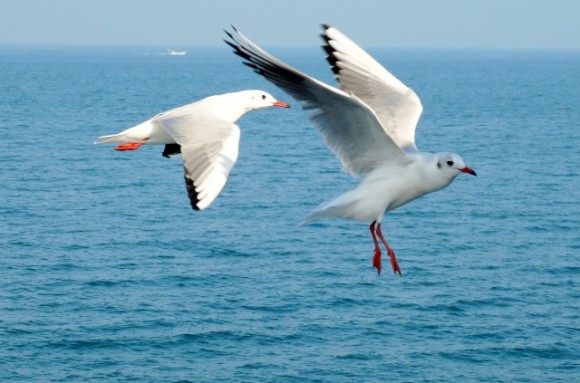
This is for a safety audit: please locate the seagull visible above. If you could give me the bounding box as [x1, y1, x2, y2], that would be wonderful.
[95, 90, 290, 210]
[224, 26, 476, 275]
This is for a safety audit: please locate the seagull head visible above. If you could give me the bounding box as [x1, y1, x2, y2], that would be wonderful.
[243, 90, 290, 110]
[436, 153, 477, 177]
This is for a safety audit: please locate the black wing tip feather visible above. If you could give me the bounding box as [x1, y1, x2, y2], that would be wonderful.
[319, 25, 340, 77]
[223, 27, 305, 89]
[223, 25, 238, 36]
[184, 174, 201, 211]
[162, 144, 181, 158]
[224, 36, 255, 64]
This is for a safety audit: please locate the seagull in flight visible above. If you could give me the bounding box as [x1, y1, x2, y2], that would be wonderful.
[224, 25, 476, 275]
[96, 90, 290, 210]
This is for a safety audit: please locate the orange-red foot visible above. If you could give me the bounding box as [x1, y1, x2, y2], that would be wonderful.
[370, 221, 382, 274]
[372, 247, 382, 275]
[386, 247, 402, 275]
[115, 143, 143, 151]
[376, 222, 402, 275]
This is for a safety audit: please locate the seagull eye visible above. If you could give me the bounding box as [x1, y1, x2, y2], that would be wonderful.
[261, 94, 266, 100]
[446, 160, 454, 166]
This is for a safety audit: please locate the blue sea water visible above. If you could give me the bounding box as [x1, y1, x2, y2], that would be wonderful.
[0, 45, 579, 382]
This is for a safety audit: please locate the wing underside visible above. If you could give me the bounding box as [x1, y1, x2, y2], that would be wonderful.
[156, 112, 240, 210]
[320, 24, 423, 153]
[225, 27, 408, 176]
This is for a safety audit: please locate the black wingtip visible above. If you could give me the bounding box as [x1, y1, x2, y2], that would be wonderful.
[320, 28, 340, 77]
[184, 173, 201, 211]
[223, 25, 239, 43]
[321, 23, 331, 31]
[223, 39, 237, 50]
[162, 144, 181, 158]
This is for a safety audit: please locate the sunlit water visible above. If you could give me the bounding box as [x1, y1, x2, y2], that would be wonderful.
[1, 46, 578, 382]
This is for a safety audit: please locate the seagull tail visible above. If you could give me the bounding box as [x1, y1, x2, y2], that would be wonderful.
[94, 132, 126, 145]
[301, 190, 362, 225]
[301, 205, 341, 225]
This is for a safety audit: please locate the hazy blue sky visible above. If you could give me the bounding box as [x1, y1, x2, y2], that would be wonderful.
[1, 0, 579, 49]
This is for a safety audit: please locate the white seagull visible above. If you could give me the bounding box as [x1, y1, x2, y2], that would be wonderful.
[225, 26, 476, 275]
[95, 90, 290, 210]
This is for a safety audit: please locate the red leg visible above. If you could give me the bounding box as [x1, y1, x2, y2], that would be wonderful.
[115, 142, 144, 151]
[370, 221, 381, 274]
[376, 223, 402, 275]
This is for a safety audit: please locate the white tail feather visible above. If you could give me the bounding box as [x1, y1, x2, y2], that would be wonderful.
[94, 133, 126, 144]
[302, 189, 363, 224]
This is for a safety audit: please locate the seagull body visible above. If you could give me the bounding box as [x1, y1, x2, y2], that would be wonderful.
[304, 152, 457, 223]
[225, 26, 476, 275]
[95, 90, 290, 210]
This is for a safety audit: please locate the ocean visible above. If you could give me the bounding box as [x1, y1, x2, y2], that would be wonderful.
[0, 45, 578, 382]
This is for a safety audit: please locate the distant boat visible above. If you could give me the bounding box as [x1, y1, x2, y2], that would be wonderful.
[167, 49, 186, 56]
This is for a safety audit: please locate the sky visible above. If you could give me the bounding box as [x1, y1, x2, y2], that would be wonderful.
[1, 0, 579, 50]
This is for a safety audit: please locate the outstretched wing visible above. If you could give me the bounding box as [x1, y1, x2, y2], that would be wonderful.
[225, 26, 408, 176]
[321, 24, 423, 152]
[156, 109, 240, 210]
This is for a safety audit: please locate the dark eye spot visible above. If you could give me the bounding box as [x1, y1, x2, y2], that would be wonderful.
[261, 94, 266, 100]
[446, 160, 454, 166]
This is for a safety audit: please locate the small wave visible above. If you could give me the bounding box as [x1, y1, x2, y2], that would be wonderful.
[175, 330, 301, 347]
[334, 353, 380, 361]
[47, 338, 120, 350]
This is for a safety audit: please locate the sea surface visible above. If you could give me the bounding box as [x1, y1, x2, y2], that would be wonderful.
[0, 45, 578, 382]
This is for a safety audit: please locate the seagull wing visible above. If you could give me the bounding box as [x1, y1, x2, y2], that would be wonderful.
[225, 27, 408, 176]
[321, 25, 423, 153]
[155, 108, 240, 210]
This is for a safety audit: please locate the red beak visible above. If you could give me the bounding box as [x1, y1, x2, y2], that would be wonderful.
[272, 100, 291, 108]
[459, 166, 477, 176]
